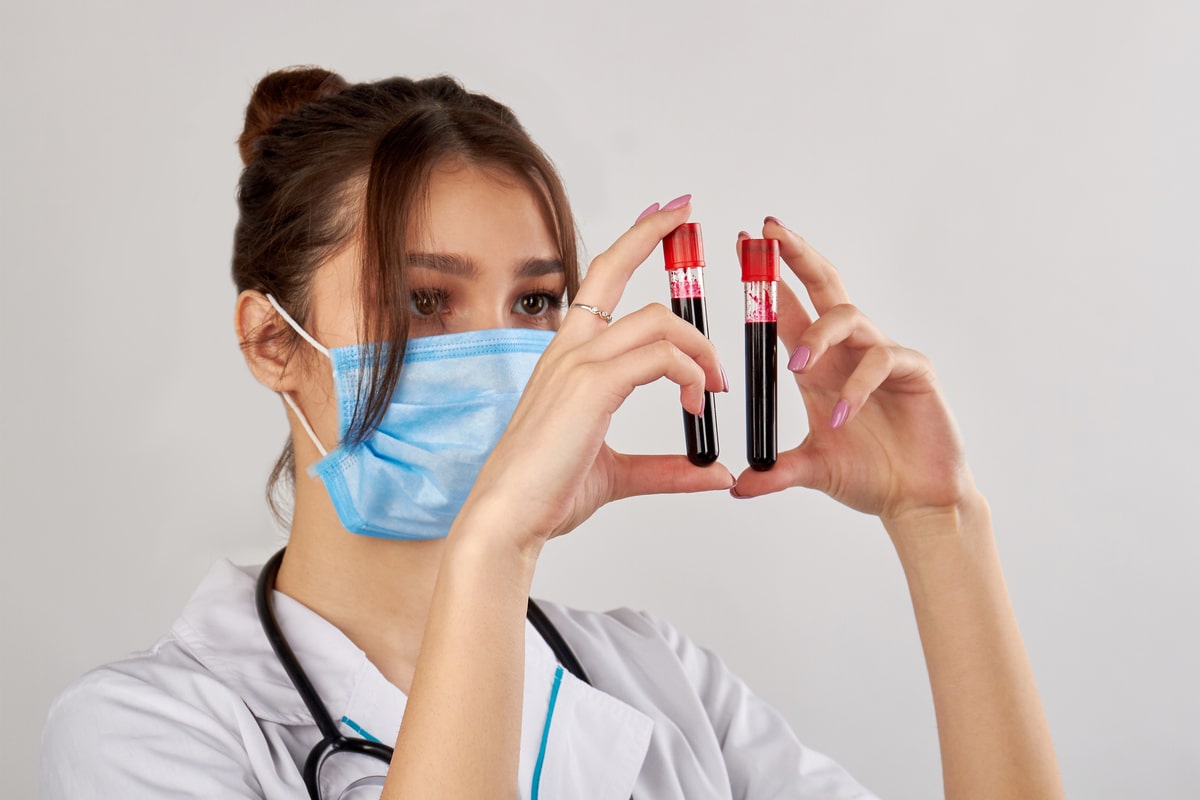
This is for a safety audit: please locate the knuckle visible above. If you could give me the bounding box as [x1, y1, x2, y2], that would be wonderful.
[647, 302, 674, 328]
[807, 269, 830, 288]
[626, 302, 670, 328]
[870, 344, 896, 368]
[647, 301, 670, 315]
[829, 302, 861, 320]
[652, 339, 679, 361]
[587, 252, 612, 273]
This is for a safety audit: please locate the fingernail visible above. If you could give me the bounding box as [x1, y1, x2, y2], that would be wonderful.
[726, 470, 737, 489]
[764, 215, 788, 230]
[730, 484, 747, 499]
[663, 193, 692, 211]
[831, 399, 850, 429]
[720, 365, 729, 392]
[738, 230, 751, 239]
[696, 393, 706, 416]
[788, 345, 811, 372]
[635, 202, 660, 223]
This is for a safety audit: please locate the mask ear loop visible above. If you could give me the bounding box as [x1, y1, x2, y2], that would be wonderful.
[265, 294, 331, 458]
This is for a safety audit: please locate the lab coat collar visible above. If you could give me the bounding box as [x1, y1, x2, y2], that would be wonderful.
[172, 559, 358, 726]
[170, 559, 651, 799]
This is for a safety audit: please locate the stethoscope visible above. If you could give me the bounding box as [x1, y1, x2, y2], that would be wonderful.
[255, 547, 594, 800]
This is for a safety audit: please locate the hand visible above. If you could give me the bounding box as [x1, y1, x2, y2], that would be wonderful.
[730, 218, 979, 532]
[459, 199, 733, 552]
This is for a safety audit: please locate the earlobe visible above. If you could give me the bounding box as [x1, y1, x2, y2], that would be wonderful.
[235, 290, 294, 392]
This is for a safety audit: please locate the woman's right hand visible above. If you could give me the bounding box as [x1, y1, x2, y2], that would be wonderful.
[459, 197, 733, 552]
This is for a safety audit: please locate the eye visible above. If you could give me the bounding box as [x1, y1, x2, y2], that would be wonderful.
[519, 294, 547, 315]
[514, 292, 562, 317]
[410, 289, 446, 317]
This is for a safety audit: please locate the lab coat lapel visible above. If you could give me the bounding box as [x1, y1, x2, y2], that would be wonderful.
[176, 560, 388, 732]
[520, 617, 653, 799]
[336, 617, 654, 799]
[177, 561, 652, 796]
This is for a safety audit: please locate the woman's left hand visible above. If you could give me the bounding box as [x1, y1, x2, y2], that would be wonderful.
[730, 218, 980, 531]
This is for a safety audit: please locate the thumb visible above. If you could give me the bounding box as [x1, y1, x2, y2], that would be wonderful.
[610, 452, 736, 501]
[730, 443, 829, 499]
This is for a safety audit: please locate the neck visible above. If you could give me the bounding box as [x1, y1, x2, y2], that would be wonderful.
[276, 467, 447, 695]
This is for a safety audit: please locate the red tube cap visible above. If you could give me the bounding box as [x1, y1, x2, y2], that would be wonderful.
[739, 238, 780, 281]
[663, 223, 705, 269]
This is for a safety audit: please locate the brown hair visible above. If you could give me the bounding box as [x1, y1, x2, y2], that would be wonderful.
[232, 66, 580, 521]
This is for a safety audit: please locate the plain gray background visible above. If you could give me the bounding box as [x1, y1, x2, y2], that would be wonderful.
[3, 1, 1197, 797]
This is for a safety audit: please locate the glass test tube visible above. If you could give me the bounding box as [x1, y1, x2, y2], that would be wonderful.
[663, 223, 719, 467]
[740, 238, 779, 471]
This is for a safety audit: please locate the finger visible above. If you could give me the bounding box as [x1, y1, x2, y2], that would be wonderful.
[787, 303, 889, 374]
[730, 441, 828, 498]
[831, 345, 934, 429]
[589, 339, 710, 416]
[763, 217, 851, 316]
[580, 303, 725, 394]
[776, 279, 814, 368]
[560, 196, 693, 342]
[610, 452, 736, 500]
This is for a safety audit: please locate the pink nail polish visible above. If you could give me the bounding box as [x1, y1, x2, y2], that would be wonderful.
[788, 345, 811, 372]
[720, 365, 729, 392]
[636, 202, 660, 223]
[831, 400, 850, 429]
[663, 193, 692, 211]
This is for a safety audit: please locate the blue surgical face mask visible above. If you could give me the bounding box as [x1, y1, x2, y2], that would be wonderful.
[266, 295, 553, 540]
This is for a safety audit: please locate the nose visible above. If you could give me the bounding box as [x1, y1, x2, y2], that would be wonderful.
[472, 304, 510, 331]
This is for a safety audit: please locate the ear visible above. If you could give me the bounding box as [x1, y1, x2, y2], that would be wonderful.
[235, 290, 302, 392]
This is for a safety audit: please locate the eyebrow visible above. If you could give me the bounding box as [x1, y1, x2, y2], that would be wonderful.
[406, 253, 565, 279]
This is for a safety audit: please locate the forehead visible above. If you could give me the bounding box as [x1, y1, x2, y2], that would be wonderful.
[411, 161, 557, 258]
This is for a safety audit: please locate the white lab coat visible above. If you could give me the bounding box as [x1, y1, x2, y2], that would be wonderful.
[42, 559, 879, 799]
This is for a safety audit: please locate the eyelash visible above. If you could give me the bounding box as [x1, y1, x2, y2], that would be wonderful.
[410, 288, 450, 317]
[408, 287, 566, 318]
[516, 288, 566, 316]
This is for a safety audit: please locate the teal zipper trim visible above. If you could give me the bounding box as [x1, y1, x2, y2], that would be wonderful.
[340, 715, 382, 743]
[531, 665, 564, 800]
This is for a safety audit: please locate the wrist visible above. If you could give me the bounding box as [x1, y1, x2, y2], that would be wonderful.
[446, 493, 545, 575]
[883, 491, 993, 571]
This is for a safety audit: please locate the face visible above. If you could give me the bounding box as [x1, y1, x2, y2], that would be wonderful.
[406, 162, 566, 336]
[288, 160, 564, 450]
[303, 160, 564, 351]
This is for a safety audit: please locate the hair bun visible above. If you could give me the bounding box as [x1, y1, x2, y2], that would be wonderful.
[238, 66, 349, 167]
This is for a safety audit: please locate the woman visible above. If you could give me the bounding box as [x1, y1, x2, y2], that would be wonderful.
[42, 67, 1063, 799]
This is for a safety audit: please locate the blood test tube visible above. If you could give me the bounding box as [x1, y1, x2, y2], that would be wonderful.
[740, 237, 779, 471]
[663, 223, 719, 467]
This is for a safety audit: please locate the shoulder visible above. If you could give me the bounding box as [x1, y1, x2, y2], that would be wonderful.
[533, 599, 693, 650]
[45, 635, 247, 735]
[532, 600, 724, 681]
[41, 636, 266, 798]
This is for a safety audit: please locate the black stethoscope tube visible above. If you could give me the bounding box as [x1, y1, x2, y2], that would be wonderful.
[257, 549, 396, 797]
[255, 546, 596, 799]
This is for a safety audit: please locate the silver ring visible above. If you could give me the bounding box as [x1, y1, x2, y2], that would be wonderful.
[570, 303, 613, 324]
